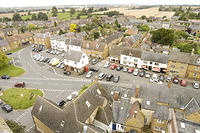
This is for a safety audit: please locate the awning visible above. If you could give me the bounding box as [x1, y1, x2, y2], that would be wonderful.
[142, 65, 147, 68]
[152, 67, 160, 72]
[163, 69, 167, 73]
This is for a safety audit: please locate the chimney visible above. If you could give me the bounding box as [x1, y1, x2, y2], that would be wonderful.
[135, 85, 140, 98]
[191, 48, 195, 56]
[114, 91, 119, 101]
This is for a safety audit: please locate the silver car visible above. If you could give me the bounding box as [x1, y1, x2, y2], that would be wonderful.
[133, 69, 139, 76]
[86, 71, 94, 78]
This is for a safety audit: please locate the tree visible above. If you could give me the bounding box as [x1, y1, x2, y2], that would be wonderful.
[2, 17, 11, 22]
[37, 12, 48, 21]
[52, 6, 58, 17]
[62, 9, 65, 13]
[19, 26, 26, 33]
[70, 24, 77, 32]
[81, 8, 87, 15]
[137, 24, 150, 32]
[31, 14, 37, 20]
[76, 14, 80, 19]
[93, 31, 100, 39]
[12, 13, 22, 21]
[151, 28, 175, 46]
[0, 51, 8, 68]
[54, 21, 57, 27]
[179, 14, 188, 21]
[59, 29, 64, 35]
[104, 11, 120, 17]
[114, 20, 120, 28]
[88, 7, 94, 13]
[28, 23, 36, 31]
[141, 15, 147, 20]
[70, 8, 76, 17]
[6, 120, 25, 133]
[28, 11, 31, 16]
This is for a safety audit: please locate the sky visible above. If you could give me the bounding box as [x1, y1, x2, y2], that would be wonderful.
[0, 0, 200, 7]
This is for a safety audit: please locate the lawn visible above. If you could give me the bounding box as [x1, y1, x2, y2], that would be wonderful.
[0, 88, 43, 110]
[8, 47, 22, 53]
[0, 64, 25, 77]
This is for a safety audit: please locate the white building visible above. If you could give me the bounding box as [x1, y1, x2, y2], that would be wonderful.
[120, 48, 142, 68]
[68, 38, 82, 51]
[63, 50, 89, 73]
[50, 35, 67, 51]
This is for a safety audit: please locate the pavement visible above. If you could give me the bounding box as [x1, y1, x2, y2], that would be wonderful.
[0, 46, 200, 133]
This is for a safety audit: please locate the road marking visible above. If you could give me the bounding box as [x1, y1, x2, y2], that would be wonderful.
[15, 108, 32, 122]
[25, 125, 35, 132]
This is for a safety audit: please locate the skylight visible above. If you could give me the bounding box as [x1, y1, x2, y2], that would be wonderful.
[85, 101, 91, 108]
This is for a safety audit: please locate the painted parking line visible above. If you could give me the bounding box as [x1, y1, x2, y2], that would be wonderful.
[25, 125, 35, 133]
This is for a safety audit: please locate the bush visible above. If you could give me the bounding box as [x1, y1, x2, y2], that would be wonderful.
[6, 120, 25, 133]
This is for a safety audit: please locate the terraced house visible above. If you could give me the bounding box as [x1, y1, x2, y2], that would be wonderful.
[33, 33, 51, 50]
[0, 39, 10, 52]
[82, 40, 109, 59]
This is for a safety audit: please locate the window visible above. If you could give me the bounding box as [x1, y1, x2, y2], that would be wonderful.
[134, 59, 138, 62]
[154, 126, 162, 131]
[82, 61, 84, 64]
[85, 101, 91, 108]
[157, 119, 164, 123]
[143, 61, 147, 64]
[150, 62, 152, 64]
[196, 66, 199, 70]
[155, 62, 159, 66]
[124, 56, 127, 60]
[194, 73, 197, 77]
[83, 55, 85, 58]
[171, 65, 175, 68]
[123, 61, 127, 65]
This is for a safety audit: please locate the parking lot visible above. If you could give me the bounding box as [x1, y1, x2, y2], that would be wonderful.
[32, 48, 200, 90]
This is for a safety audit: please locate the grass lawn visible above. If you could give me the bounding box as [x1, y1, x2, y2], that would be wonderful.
[0, 64, 25, 77]
[8, 47, 22, 53]
[0, 88, 43, 110]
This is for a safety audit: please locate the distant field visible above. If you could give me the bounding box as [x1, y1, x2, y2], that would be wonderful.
[95, 7, 175, 18]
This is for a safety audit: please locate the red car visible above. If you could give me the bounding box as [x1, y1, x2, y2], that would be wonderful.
[173, 77, 179, 84]
[14, 82, 25, 88]
[180, 79, 187, 87]
[128, 68, 134, 73]
[110, 64, 117, 70]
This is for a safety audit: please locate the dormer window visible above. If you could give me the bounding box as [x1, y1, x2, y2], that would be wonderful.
[96, 44, 99, 49]
[60, 120, 65, 127]
[197, 58, 200, 65]
[85, 101, 91, 108]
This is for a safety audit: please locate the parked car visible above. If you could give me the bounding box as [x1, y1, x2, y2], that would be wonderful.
[192, 82, 199, 89]
[60, 64, 65, 69]
[67, 95, 72, 101]
[52, 50, 57, 55]
[14, 82, 25, 87]
[123, 67, 129, 72]
[6, 52, 12, 55]
[86, 71, 94, 78]
[139, 70, 145, 77]
[39, 56, 45, 62]
[46, 49, 51, 53]
[57, 100, 66, 107]
[106, 74, 113, 81]
[56, 51, 60, 55]
[173, 77, 179, 84]
[104, 62, 111, 68]
[180, 79, 187, 87]
[60, 53, 65, 57]
[1, 75, 10, 79]
[46, 58, 52, 63]
[1, 104, 13, 113]
[56, 62, 63, 68]
[133, 69, 139, 76]
[63, 71, 71, 76]
[110, 64, 117, 70]
[166, 76, 172, 82]
[159, 75, 165, 82]
[50, 50, 54, 54]
[145, 73, 151, 78]
[113, 75, 120, 83]
[150, 74, 159, 82]
[91, 58, 98, 65]
[98, 73, 106, 80]
[128, 68, 134, 73]
[35, 56, 41, 61]
[90, 67, 99, 72]
[116, 66, 123, 71]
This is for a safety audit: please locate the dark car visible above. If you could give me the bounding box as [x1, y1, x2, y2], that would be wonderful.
[32, 48, 36, 52]
[89, 67, 99, 72]
[116, 66, 123, 71]
[64, 71, 71, 76]
[91, 58, 98, 65]
[47, 58, 52, 63]
[1, 75, 10, 79]
[139, 70, 145, 77]
[57, 100, 66, 107]
[159, 75, 165, 82]
[46, 49, 52, 53]
[14, 82, 25, 87]
[113, 75, 120, 83]
[6, 52, 12, 55]
[1, 104, 13, 113]
[106, 74, 113, 81]
[173, 77, 179, 84]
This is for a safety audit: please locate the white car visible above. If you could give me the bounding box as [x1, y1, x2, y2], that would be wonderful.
[67, 95, 72, 101]
[86, 71, 94, 78]
[98, 73, 106, 80]
[56, 62, 63, 68]
[133, 69, 139, 76]
[192, 82, 199, 89]
[145, 73, 151, 78]
[123, 67, 129, 72]
[150, 74, 159, 82]
[33, 54, 41, 60]
[104, 62, 111, 68]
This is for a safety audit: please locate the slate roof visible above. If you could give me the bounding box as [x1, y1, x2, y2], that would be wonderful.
[121, 48, 142, 58]
[69, 38, 82, 46]
[189, 24, 200, 31]
[102, 32, 123, 44]
[0, 39, 9, 47]
[141, 51, 169, 64]
[82, 40, 106, 52]
[109, 45, 124, 56]
[64, 50, 83, 62]
[184, 98, 200, 116]
[32, 81, 113, 133]
[7, 33, 33, 42]
[153, 105, 169, 120]
[50, 35, 66, 41]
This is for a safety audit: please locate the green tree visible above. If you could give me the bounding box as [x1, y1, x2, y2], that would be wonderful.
[12, 13, 22, 21]
[28, 11, 31, 16]
[59, 29, 64, 35]
[37, 12, 48, 21]
[137, 24, 150, 32]
[31, 14, 37, 20]
[6, 120, 25, 133]
[0, 51, 8, 68]
[62, 9, 65, 13]
[52, 6, 58, 17]
[151, 28, 175, 46]
[28, 23, 36, 31]
[141, 15, 147, 20]
[70, 8, 76, 17]
[2, 17, 11, 22]
[88, 7, 94, 13]
[179, 14, 188, 21]
[81, 8, 87, 15]
[114, 20, 120, 28]
[93, 31, 100, 39]
[54, 21, 57, 27]
[76, 14, 80, 19]
[19, 26, 26, 33]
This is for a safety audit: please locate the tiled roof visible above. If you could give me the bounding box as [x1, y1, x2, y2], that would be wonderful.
[82, 40, 106, 52]
[121, 48, 142, 58]
[0, 39, 9, 47]
[141, 51, 169, 64]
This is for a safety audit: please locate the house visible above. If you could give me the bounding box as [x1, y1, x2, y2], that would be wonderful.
[0, 28, 14, 37]
[31, 81, 113, 133]
[50, 35, 67, 51]
[162, 22, 171, 29]
[63, 50, 88, 74]
[33, 33, 51, 50]
[189, 23, 200, 34]
[0, 39, 10, 52]
[141, 51, 169, 73]
[0, 116, 13, 133]
[123, 33, 144, 48]
[82, 40, 109, 59]
[7, 33, 33, 50]
[120, 48, 142, 68]
[125, 28, 138, 36]
[68, 38, 82, 51]
[101, 32, 124, 48]
[109, 45, 124, 64]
